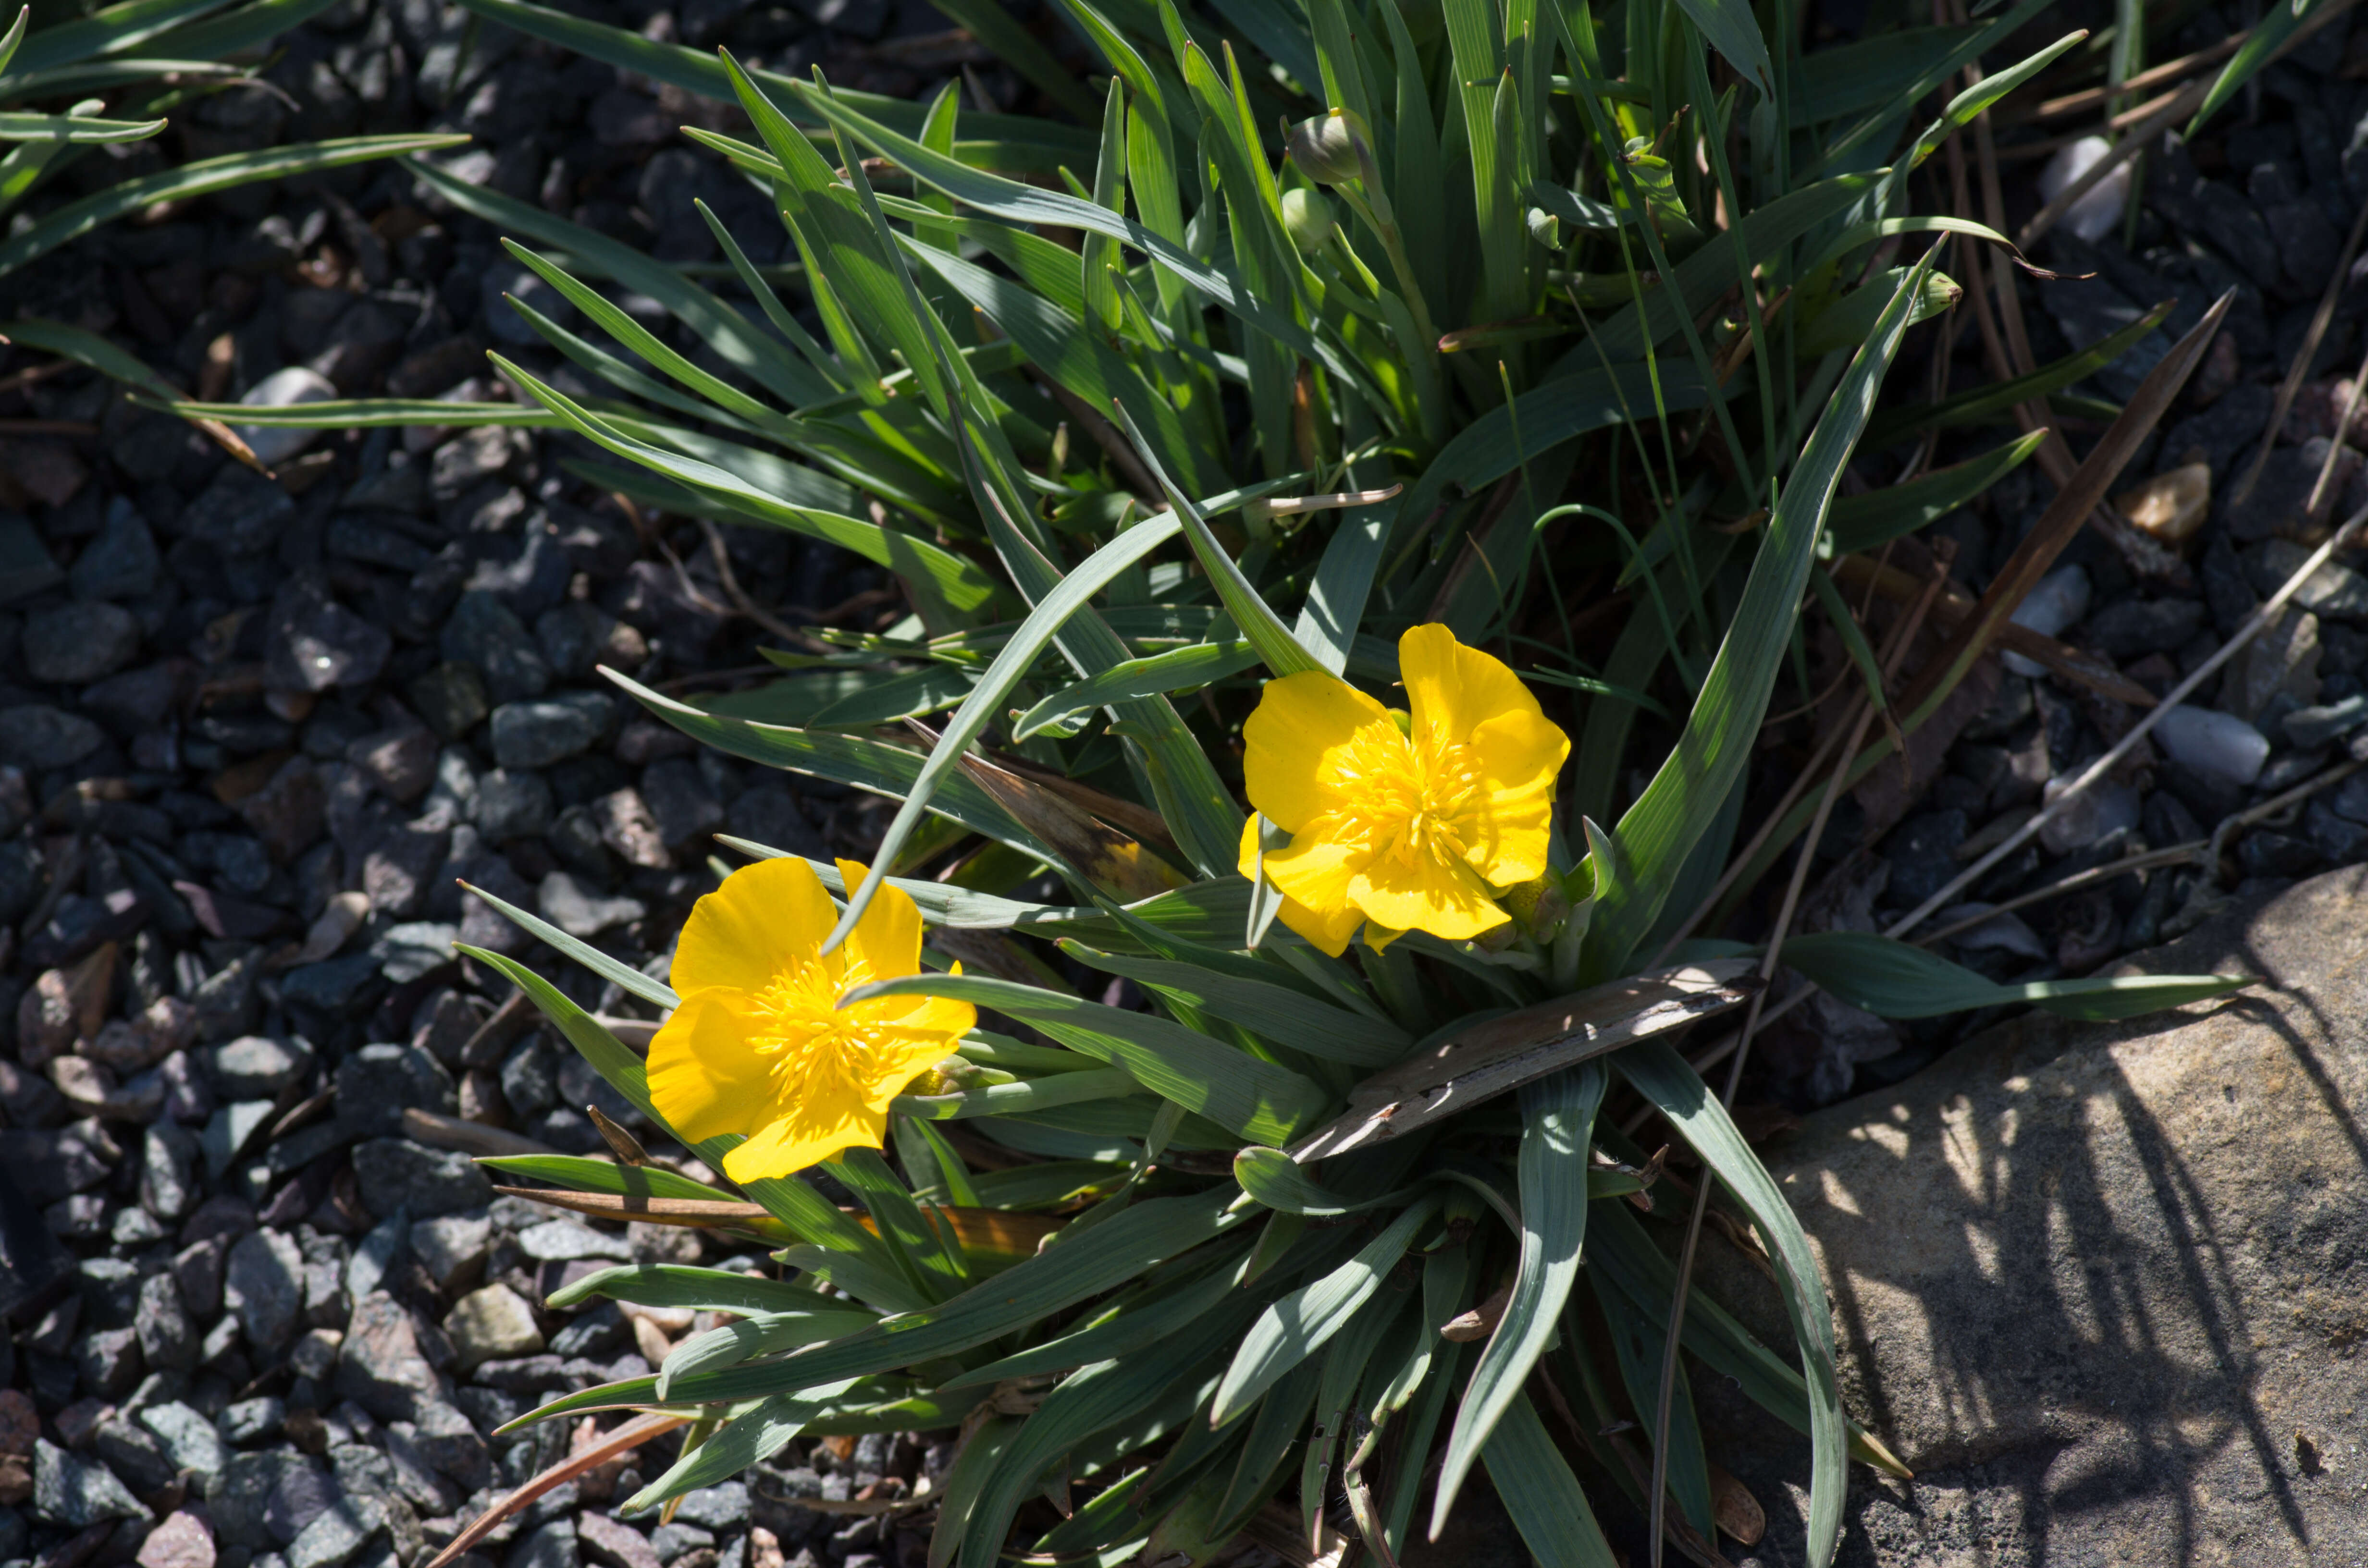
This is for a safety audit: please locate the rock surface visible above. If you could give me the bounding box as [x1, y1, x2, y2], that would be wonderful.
[1705, 865, 2368, 1565]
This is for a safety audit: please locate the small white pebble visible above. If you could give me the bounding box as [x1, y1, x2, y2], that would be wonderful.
[2005, 565, 2093, 677]
[2038, 135, 2131, 245]
[2152, 704, 2270, 787]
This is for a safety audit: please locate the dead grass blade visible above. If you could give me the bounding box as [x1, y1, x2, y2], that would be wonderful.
[424, 1413, 691, 1568]
[2232, 194, 2368, 508]
[1895, 288, 2234, 732]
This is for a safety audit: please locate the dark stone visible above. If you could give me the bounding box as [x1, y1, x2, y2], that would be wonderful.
[471, 769, 553, 842]
[91, 1416, 176, 1495]
[83, 663, 186, 736]
[136, 1272, 197, 1372]
[240, 759, 328, 863]
[407, 663, 490, 740]
[206, 1036, 315, 1099]
[279, 953, 382, 1013]
[668, 1484, 747, 1532]
[2220, 441, 2353, 543]
[213, 1452, 320, 1548]
[544, 1303, 627, 1360]
[268, 572, 391, 695]
[498, 1038, 555, 1119]
[639, 759, 723, 849]
[506, 1519, 577, 1568]
[333, 1293, 445, 1422]
[401, 1397, 488, 1490]
[262, 1462, 342, 1545]
[466, 517, 571, 620]
[182, 468, 296, 558]
[225, 1227, 305, 1352]
[0, 704, 104, 770]
[326, 515, 436, 575]
[25, 612, 134, 693]
[535, 873, 643, 939]
[2236, 828, 2322, 878]
[31, 1439, 149, 1527]
[0, 1127, 112, 1207]
[70, 501, 161, 601]
[333, 1045, 455, 1139]
[1880, 810, 1968, 909]
[430, 430, 529, 502]
[349, 1139, 491, 1219]
[360, 821, 449, 918]
[74, 1325, 142, 1399]
[310, 300, 410, 393]
[490, 693, 610, 770]
[2082, 596, 2207, 660]
[440, 592, 549, 705]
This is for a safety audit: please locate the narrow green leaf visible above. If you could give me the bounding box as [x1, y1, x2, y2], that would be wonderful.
[459, 880, 677, 1008]
[621, 1385, 857, 1513]
[492, 356, 997, 616]
[1781, 931, 2250, 1021]
[477, 1154, 729, 1203]
[1109, 402, 1322, 678]
[1591, 257, 1933, 973]
[0, 110, 165, 141]
[641, 1188, 1249, 1409]
[408, 156, 835, 408]
[0, 134, 463, 277]
[1211, 1194, 1442, 1425]
[134, 396, 551, 428]
[847, 973, 1330, 1147]
[1617, 1042, 1845, 1566]
[1009, 641, 1259, 739]
[1231, 1147, 1420, 1216]
[1480, 1390, 1621, 1568]
[548, 1262, 854, 1315]
[1061, 941, 1412, 1066]
[1827, 429, 2048, 556]
[1431, 1065, 1604, 1531]
[821, 511, 1185, 949]
[446, 0, 1097, 169]
[927, 0, 1102, 121]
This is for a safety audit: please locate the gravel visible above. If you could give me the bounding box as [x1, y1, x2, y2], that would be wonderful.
[5, 0, 2363, 1563]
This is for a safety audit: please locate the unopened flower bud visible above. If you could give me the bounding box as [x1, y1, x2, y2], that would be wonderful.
[1501, 872, 1570, 943]
[1281, 186, 1337, 251]
[1286, 109, 1373, 186]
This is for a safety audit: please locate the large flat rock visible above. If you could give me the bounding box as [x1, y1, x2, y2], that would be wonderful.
[1708, 864, 2368, 1566]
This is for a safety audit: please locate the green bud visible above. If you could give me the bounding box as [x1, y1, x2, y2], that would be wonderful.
[1286, 108, 1373, 186]
[1280, 186, 1337, 251]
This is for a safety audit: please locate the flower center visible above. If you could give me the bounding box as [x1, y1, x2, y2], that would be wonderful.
[1334, 723, 1483, 867]
[747, 955, 890, 1099]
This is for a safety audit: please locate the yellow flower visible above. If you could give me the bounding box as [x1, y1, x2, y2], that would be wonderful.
[1237, 624, 1570, 956]
[646, 857, 975, 1182]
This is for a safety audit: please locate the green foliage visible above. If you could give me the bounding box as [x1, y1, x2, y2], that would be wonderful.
[0, 0, 452, 285]
[177, 0, 2264, 1563]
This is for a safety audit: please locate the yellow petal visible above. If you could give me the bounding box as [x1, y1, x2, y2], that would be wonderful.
[1277, 895, 1363, 957]
[1400, 623, 1544, 747]
[721, 1104, 884, 1183]
[646, 989, 783, 1146]
[1455, 707, 1570, 884]
[672, 856, 835, 996]
[1238, 816, 1358, 958]
[1264, 816, 1367, 921]
[1349, 844, 1509, 941]
[1242, 670, 1400, 834]
[837, 858, 924, 982]
[861, 981, 977, 1041]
